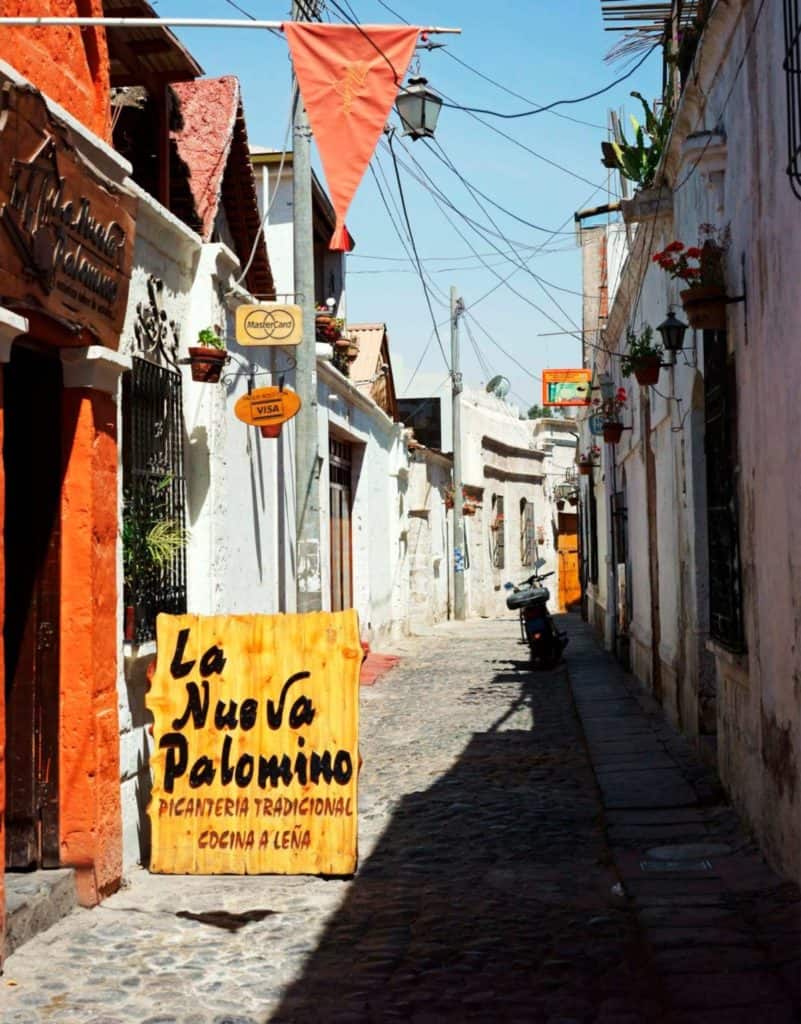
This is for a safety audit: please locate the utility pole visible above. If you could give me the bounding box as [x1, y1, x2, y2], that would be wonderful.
[451, 286, 466, 620]
[292, 0, 322, 612]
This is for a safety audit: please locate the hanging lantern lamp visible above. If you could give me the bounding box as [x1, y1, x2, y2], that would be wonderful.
[657, 310, 689, 352]
[397, 75, 443, 140]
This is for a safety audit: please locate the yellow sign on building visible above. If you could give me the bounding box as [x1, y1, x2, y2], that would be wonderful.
[235, 303, 303, 346]
[147, 611, 361, 875]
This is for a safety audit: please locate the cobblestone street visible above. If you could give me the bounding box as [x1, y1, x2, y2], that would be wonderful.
[0, 616, 798, 1024]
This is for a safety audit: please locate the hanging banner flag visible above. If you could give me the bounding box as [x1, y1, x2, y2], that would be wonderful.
[283, 22, 420, 250]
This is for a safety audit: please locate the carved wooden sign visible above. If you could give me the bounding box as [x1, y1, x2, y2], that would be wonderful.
[233, 386, 302, 429]
[147, 611, 361, 875]
[0, 84, 137, 349]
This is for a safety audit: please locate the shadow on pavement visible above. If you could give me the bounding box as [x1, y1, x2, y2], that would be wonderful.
[270, 625, 665, 1023]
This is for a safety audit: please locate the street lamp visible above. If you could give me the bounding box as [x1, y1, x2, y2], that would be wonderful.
[657, 310, 689, 353]
[397, 75, 443, 140]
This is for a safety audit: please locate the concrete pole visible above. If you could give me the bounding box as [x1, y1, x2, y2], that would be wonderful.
[451, 286, 466, 620]
[292, 0, 322, 612]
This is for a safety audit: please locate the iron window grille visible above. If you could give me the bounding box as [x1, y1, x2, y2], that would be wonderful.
[588, 485, 599, 585]
[784, 0, 801, 198]
[703, 329, 745, 650]
[122, 357, 188, 643]
[521, 498, 536, 567]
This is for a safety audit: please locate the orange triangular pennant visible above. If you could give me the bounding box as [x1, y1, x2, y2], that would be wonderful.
[284, 23, 420, 250]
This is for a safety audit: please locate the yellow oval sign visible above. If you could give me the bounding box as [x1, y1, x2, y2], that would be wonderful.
[234, 386, 302, 428]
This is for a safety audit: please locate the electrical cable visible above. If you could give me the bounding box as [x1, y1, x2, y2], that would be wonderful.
[324, 0, 606, 190]
[385, 133, 451, 371]
[424, 136, 603, 302]
[438, 45, 660, 118]
[372, 0, 608, 131]
[388, 137, 581, 340]
[232, 86, 297, 290]
[369, 149, 450, 371]
[371, 152, 450, 306]
[422, 136, 582, 332]
[465, 311, 543, 385]
[462, 315, 493, 382]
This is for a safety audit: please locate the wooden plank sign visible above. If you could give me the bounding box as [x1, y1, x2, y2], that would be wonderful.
[234, 387, 301, 430]
[235, 303, 303, 346]
[147, 611, 361, 875]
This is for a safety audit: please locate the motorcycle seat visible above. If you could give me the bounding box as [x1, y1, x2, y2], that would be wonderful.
[506, 586, 550, 610]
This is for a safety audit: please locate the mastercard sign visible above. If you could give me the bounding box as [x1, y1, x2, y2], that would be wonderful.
[235, 304, 303, 347]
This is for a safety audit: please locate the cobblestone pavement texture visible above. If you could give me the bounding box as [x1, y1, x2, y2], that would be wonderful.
[0, 616, 798, 1023]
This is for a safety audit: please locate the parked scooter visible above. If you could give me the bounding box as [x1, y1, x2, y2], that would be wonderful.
[504, 566, 568, 668]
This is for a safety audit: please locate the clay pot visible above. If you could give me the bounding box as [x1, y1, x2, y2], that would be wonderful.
[603, 421, 624, 444]
[680, 286, 727, 331]
[188, 346, 226, 383]
[578, 462, 593, 476]
[260, 423, 282, 438]
[632, 354, 662, 386]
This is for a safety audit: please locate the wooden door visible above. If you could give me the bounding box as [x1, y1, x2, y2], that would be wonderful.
[4, 345, 62, 868]
[557, 512, 581, 612]
[329, 438, 353, 612]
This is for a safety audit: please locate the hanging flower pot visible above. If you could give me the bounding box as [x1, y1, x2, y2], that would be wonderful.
[568, 495, 578, 507]
[603, 421, 624, 444]
[556, 499, 565, 511]
[578, 461, 593, 476]
[334, 336, 350, 350]
[260, 423, 283, 438]
[632, 354, 662, 386]
[346, 342, 359, 361]
[188, 346, 227, 383]
[463, 502, 477, 516]
[680, 285, 727, 330]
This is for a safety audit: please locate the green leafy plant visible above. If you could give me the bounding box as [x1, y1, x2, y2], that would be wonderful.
[123, 475, 188, 595]
[605, 90, 673, 189]
[197, 326, 225, 350]
[621, 325, 663, 378]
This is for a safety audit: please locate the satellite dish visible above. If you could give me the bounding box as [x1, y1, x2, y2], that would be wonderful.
[486, 375, 510, 398]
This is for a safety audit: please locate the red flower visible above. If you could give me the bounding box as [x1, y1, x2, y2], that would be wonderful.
[685, 247, 702, 259]
[665, 240, 684, 253]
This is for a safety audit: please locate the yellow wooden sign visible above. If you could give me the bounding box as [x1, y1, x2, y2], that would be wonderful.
[147, 611, 361, 875]
[235, 304, 303, 346]
[233, 387, 302, 429]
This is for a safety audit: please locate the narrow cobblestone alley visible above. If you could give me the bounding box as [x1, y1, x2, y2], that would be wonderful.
[0, 617, 798, 1024]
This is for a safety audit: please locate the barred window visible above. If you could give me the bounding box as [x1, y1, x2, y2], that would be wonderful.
[520, 498, 536, 567]
[784, 0, 801, 199]
[122, 357, 187, 643]
[491, 494, 505, 569]
[704, 329, 744, 650]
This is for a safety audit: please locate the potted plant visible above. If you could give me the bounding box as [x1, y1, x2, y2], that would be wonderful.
[601, 89, 673, 192]
[316, 306, 345, 344]
[594, 387, 628, 444]
[652, 225, 729, 329]
[188, 326, 227, 383]
[621, 325, 663, 386]
[122, 479, 188, 642]
[578, 445, 599, 475]
[556, 498, 565, 511]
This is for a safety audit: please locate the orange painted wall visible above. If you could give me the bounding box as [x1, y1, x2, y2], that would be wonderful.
[0, 375, 5, 946]
[0, 0, 111, 141]
[59, 389, 121, 905]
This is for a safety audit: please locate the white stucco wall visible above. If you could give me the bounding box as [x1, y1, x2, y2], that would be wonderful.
[117, 189, 293, 868]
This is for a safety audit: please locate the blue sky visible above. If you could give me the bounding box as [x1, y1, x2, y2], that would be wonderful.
[164, 0, 661, 411]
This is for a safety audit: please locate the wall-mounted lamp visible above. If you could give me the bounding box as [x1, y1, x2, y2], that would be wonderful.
[657, 310, 689, 358]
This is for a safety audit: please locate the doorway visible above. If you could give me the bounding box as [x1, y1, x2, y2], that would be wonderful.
[329, 436, 353, 612]
[557, 511, 581, 612]
[4, 344, 62, 868]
